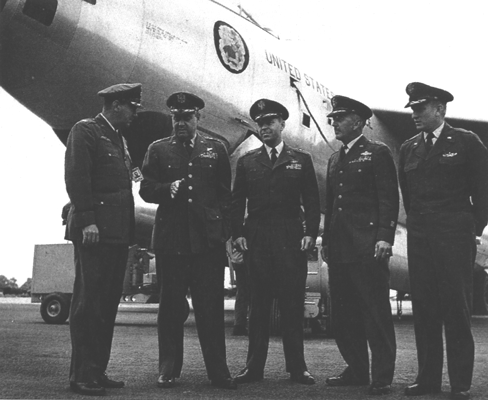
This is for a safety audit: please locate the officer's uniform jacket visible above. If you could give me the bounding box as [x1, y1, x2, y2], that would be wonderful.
[65, 114, 135, 244]
[140, 133, 232, 254]
[399, 123, 488, 236]
[322, 136, 399, 263]
[231, 143, 320, 245]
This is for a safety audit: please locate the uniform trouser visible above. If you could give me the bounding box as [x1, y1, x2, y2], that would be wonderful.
[69, 241, 128, 383]
[244, 221, 308, 376]
[233, 263, 249, 328]
[407, 212, 476, 392]
[155, 247, 231, 381]
[328, 258, 396, 386]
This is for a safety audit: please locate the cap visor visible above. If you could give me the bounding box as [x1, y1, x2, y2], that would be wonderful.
[327, 109, 349, 118]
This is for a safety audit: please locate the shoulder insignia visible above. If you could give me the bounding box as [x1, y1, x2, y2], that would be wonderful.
[286, 146, 311, 156]
[242, 148, 260, 157]
[404, 134, 421, 144]
[202, 134, 225, 145]
[152, 137, 171, 145]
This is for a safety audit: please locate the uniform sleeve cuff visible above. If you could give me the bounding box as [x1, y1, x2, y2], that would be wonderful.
[376, 228, 395, 245]
[73, 211, 96, 228]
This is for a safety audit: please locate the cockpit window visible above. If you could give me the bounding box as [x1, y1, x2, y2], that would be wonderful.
[22, 0, 57, 26]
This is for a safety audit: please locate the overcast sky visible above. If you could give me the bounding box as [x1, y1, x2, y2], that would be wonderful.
[0, 0, 486, 285]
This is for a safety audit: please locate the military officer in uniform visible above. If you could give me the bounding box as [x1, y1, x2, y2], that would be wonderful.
[139, 92, 236, 390]
[232, 99, 320, 385]
[399, 83, 488, 400]
[65, 83, 141, 396]
[321, 96, 399, 396]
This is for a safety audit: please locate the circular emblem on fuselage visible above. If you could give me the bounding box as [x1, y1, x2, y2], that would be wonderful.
[213, 21, 249, 74]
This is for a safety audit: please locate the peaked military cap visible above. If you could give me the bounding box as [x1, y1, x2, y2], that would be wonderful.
[404, 82, 454, 108]
[167, 92, 205, 114]
[250, 99, 289, 122]
[327, 95, 372, 120]
[97, 83, 142, 106]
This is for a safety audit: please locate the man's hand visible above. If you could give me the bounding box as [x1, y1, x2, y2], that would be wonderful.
[170, 179, 185, 198]
[234, 237, 248, 252]
[301, 236, 315, 251]
[375, 240, 392, 261]
[82, 224, 99, 245]
[476, 236, 482, 246]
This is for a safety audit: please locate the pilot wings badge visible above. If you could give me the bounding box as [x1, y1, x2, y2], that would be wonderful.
[350, 151, 372, 163]
[213, 21, 249, 74]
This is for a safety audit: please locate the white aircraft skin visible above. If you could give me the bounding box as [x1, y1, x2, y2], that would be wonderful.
[1, 0, 487, 300]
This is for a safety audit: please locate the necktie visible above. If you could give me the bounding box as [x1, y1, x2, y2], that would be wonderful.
[425, 132, 434, 153]
[270, 148, 278, 165]
[339, 144, 347, 161]
[185, 141, 193, 156]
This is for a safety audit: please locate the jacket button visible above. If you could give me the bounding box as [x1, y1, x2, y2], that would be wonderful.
[188, 174, 192, 178]
[188, 186, 193, 190]
[188, 199, 193, 203]
[339, 170, 343, 174]
[338, 208, 342, 212]
[339, 183, 343, 187]
[338, 195, 342, 199]
[358, 169, 362, 172]
[189, 162, 193, 166]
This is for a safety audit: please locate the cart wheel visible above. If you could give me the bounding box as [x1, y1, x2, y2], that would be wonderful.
[40, 293, 70, 324]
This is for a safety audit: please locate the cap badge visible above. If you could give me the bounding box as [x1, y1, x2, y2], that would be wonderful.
[177, 93, 186, 103]
[258, 100, 266, 110]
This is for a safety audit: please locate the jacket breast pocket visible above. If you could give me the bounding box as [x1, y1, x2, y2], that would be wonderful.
[438, 155, 465, 166]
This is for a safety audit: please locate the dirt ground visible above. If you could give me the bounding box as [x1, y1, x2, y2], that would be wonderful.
[1, 301, 487, 400]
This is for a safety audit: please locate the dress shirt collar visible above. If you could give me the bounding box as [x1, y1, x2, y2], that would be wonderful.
[343, 134, 363, 153]
[424, 122, 444, 143]
[265, 141, 284, 158]
[100, 113, 117, 132]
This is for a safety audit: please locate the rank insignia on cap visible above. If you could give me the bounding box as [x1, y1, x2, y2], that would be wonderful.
[327, 95, 372, 120]
[167, 92, 205, 114]
[404, 82, 454, 108]
[250, 98, 289, 122]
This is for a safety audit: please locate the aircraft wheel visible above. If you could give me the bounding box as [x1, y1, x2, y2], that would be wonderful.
[40, 293, 70, 324]
[473, 265, 488, 315]
[269, 298, 281, 336]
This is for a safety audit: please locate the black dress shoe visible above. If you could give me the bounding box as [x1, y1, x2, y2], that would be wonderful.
[290, 371, 316, 385]
[404, 383, 442, 396]
[234, 368, 263, 384]
[326, 372, 369, 387]
[211, 377, 238, 390]
[96, 372, 125, 388]
[157, 375, 175, 388]
[451, 389, 470, 400]
[70, 382, 106, 396]
[368, 382, 391, 396]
